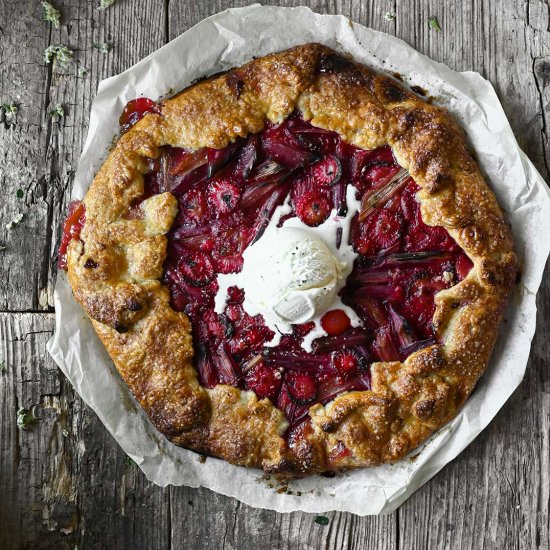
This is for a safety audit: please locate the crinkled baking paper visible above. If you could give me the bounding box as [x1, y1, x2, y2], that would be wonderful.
[48, 4, 550, 515]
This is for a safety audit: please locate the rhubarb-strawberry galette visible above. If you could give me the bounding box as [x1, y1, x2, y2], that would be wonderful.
[60, 44, 516, 476]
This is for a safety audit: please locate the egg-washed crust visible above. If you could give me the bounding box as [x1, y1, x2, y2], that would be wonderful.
[66, 43, 516, 476]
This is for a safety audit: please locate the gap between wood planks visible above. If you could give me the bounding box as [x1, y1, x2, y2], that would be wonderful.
[0, 309, 55, 314]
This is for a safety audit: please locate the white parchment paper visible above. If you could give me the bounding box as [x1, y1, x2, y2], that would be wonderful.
[47, 5, 550, 515]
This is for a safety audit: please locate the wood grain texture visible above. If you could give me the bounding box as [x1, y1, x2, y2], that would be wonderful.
[0, 0, 549, 548]
[0, 2, 53, 311]
[0, 313, 171, 550]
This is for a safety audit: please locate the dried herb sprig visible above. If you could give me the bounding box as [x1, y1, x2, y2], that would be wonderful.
[49, 105, 65, 121]
[44, 45, 74, 66]
[93, 42, 111, 54]
[99, 0, 116, 9]
[5, 213, 24, 230]
[2, 103, 18, 114]
[428, 16, 442, 32]
[17, 407, 36, 430]
[41, 2, 61, 28]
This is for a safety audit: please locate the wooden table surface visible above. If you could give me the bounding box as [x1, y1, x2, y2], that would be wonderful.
[1, 1, 549, 548]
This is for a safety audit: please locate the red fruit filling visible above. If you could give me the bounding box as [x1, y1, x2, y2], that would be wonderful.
[293, 191, 332, 227]
[119, 98, 161, 133]
[321, 309, 351, 336]
[355, 209, 404, 255]
[309, 155, 342, 187]
[59, 106, 474, 446]
[58, 200, 86, 269]
[333, 349, 364, 378]
[178, 250, 215, 287]
[285, 371, 318, 404]
[207, 178, 241, 214]
[178, 188, 206, 223]
[245, 362, 282, 401]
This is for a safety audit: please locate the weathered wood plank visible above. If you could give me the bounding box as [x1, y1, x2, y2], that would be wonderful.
[0, 2, 53, 311]
[70, 401, 170, 550]
[1, 0, 172, 547]
[0, 312, 171, 550]
[169, 484, 397, 550]
[0, 313, 62, 550]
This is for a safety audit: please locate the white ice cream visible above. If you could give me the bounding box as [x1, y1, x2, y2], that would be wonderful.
[242, 227, 342, 325]
[215, 185, 363, 351]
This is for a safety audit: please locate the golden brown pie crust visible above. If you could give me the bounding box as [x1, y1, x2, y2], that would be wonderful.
[66, 44, 517, 475]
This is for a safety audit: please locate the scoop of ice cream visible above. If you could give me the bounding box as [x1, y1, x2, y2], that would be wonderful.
[240, 227, 342, 324]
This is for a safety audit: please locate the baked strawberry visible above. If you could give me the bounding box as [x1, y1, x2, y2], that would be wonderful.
[241, 325, 267, 349]
[320, 309, 351, 336]
[179, 188, 206, 222]
[294, 192, 332, 226]
[332, 349, 361, 378]
[285, 371, 317, 405]
[354, 209, 403, 254]
[178, 250, 215, 287]
[211, 227, 248, 273]
[226, 286, 245, 304]
[207, 178, 241, 214]
[245, 363, 282, 401]
[310, 155, 342, 187]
